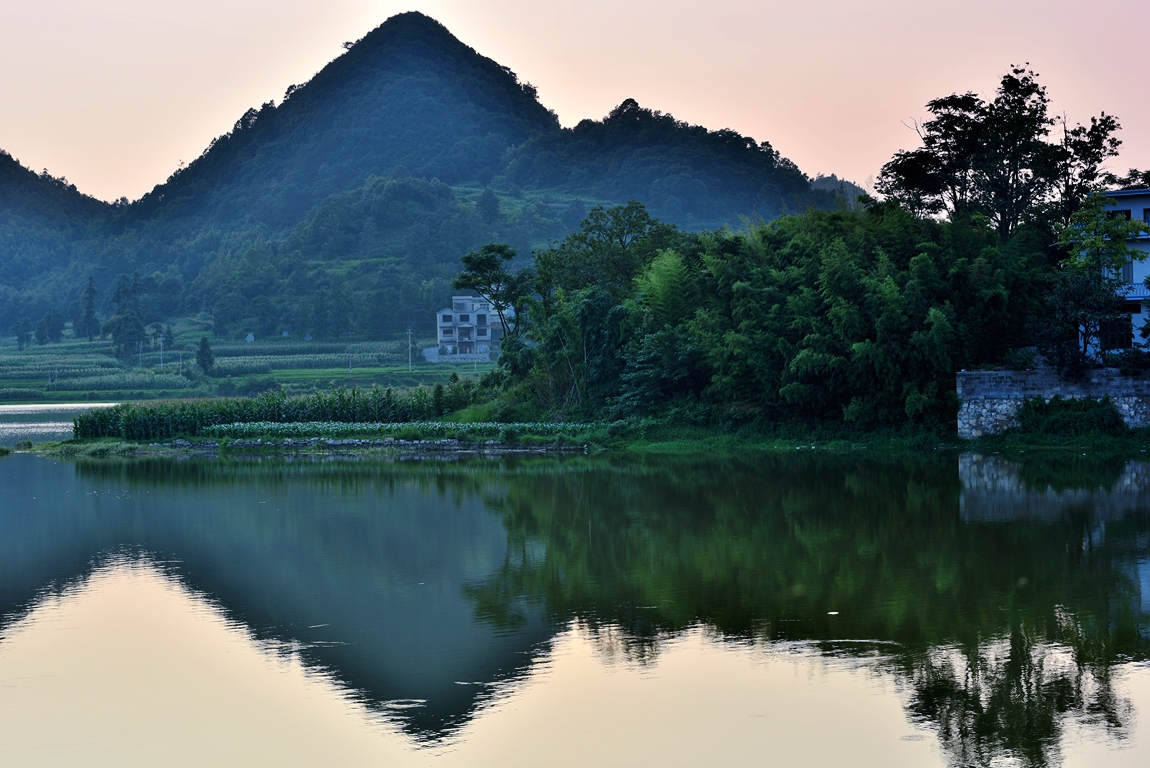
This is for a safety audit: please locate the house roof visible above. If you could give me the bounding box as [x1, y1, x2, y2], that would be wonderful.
[1105, 188, 1150, 198]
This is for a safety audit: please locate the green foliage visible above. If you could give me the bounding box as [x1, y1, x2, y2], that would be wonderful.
[1101, 348, 1150, 375]
[535, 201, 679, 301]
[1015, 395, 1127, 437]
[79, 276, 100, 341]
[488, 201, 1039, 428]
[196, 336, 215, 376]
[877, 67, 1121, 239]
[504, 98, 833, 226]
[72, 384, 486, 439]
[451, 243, 532, 337]
[33, 308, 65, 345]
[102, 273, 148, 358]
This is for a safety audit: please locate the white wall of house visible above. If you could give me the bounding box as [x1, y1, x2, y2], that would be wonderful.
[435, 295, 501, 354]
[1103, 189, 1150, 346]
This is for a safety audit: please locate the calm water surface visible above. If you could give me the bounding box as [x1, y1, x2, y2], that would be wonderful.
[0, 403, 117, 446]
[1, 445, 1149, 767]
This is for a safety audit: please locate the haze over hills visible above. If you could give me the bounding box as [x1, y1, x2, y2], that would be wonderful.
[0, 11, 855, 339]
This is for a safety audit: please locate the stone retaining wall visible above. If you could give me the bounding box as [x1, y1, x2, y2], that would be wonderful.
[956, 370, 1150, 437]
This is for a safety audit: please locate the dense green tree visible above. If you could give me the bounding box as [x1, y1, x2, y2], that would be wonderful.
[467, 199, 1049, 427]
[12, 318, 32, 350]
[101, 273, 148, 359]
[475, 188, 499, 224]
[534, 201, 680, 302]
[451, 243, 533, 338]
[79, 276, 100, 341]
[877, 67, 1120, 240]
[196, 336, 215, 376]
[33, 309, 65, 345]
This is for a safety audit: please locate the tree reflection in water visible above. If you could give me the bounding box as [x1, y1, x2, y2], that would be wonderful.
[60, 451, 1150, 765]
[462, 452, 1149, 767]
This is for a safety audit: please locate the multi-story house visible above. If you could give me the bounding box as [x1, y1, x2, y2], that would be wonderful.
[436, 295, 504, 355]
[1103, 188, 1150, 347]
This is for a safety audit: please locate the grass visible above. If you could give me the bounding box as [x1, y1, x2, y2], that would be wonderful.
[35, 439, 137, 459]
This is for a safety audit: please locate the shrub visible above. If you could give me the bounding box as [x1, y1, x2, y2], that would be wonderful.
[1015, 395, 1126, 437]
[1101, 348, 1150, 376]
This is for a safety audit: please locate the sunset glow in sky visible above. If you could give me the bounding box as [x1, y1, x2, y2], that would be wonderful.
[1, 0, 1147, 202]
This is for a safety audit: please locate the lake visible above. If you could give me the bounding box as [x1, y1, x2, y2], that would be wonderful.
[1, 447, 1148, 767]
[0, 403, 118, 447]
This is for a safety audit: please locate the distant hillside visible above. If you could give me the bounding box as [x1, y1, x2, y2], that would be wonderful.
[0, 11, 856, 340]
[0, 151, 109, 320]
[504, 98, 815, 226]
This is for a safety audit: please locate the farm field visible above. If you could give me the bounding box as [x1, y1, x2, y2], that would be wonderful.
[0, 326, 493, 403]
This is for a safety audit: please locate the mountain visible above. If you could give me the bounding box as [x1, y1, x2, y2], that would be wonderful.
[127, 12, 558, 233]
[0, 11, 853, 339]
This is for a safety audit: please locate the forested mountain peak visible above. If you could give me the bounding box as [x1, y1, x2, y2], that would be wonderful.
[125, 11, 559, 230]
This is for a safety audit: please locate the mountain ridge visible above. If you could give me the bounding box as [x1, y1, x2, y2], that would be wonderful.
[0, 11, 855, 337]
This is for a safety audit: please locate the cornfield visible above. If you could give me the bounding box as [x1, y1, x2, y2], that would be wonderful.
[74, 386, 456, 439]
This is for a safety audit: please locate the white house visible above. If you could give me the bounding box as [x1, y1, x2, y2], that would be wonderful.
[1102, 188, 1150, 347]
[436, 295, 505, 355]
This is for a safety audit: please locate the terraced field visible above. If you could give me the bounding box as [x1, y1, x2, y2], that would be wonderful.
[0, 327, 493, 403]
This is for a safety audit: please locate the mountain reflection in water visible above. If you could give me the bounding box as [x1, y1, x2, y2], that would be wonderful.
[0, 451, 1148, 766]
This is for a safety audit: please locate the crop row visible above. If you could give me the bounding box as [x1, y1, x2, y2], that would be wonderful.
[211, 354, 403, 376]
[74, 386, 450, 439]
[0, 365, 123, 380]
[0, 388, 44, 400]
[53, 373, 192, 392]
[203, 421, 594, 440]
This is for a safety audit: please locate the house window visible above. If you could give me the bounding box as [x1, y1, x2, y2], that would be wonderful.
[459, 314, 470, 323]
[441, 314, 452, 323]
[442, 329, 453, 337]
[1109, 209, 1132, 221]
[454, 301, 467, 311]
[459, 328, 471, 340]
[1144, 208, 1150, 223]
[477, 328, 488, 337]
[477, 314, 487, 326]
[1123, 258, 1134, 284]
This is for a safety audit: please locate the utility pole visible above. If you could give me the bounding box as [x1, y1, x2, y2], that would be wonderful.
[159, 338, 163, 367]
[407, 328, 412, 372]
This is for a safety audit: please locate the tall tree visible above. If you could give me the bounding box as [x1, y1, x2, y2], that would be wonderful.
[196, 336, 215, 375]
[79, 276, 100, 341]
[12, 318, 32, 351]
[101, 273, 147, 358]
[534, 201, 679, 301]
[452, 243, 534, 338]
[878, 67, 1120, 241]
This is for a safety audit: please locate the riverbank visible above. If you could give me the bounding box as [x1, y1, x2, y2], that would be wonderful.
[14, 411, 1150, 462]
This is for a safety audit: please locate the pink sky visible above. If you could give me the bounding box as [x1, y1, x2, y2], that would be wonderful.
[1, 0, 1147, 202]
